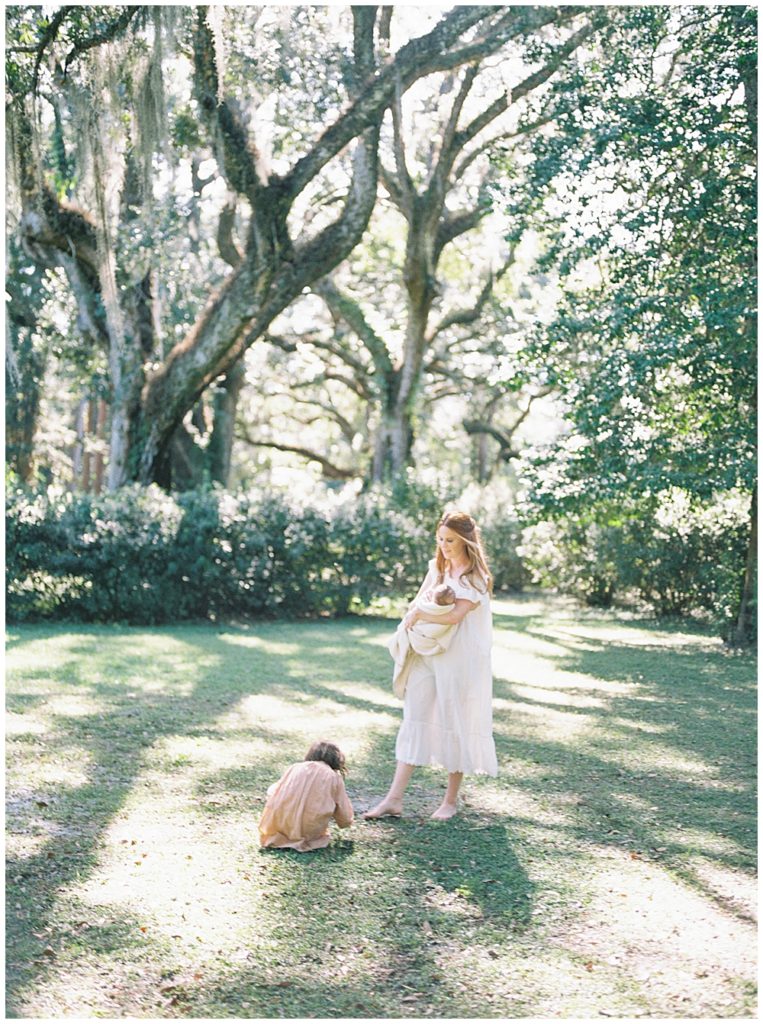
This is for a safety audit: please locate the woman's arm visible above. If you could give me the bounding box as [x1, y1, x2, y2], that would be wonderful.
[408, 564, 436, 608]
[404, 598, 477, 629]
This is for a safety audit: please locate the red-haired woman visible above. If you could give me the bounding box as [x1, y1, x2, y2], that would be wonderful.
[364, 511, 497, 821]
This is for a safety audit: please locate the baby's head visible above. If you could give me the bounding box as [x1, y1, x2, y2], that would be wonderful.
[432, 584, 456, 607]
[305, 740, 347, 776]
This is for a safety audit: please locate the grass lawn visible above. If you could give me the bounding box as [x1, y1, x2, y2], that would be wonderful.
[6, 594, 757, 1019]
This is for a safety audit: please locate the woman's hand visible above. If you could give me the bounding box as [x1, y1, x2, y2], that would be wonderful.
[403, 608, 420, 631]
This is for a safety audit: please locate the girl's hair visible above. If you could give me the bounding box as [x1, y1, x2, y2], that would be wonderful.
[435, 510, 493, 596]
[305, 740, 347, 776]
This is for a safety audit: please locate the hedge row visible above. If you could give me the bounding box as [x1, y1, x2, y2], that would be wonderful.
[6, 485, 526, 624]
[521, 491, 753, 641]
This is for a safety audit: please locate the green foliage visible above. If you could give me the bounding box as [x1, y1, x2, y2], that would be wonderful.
[481, 517, 527, 593]
[513, 6, 755, 504]
[504, 7, 756, 638]
[6, 477, 526, 623]
[3, 486, 416, 624]
[521, 489, 753, 638]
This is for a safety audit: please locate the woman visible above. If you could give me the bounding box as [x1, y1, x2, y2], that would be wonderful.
[364, 510, 498, 821]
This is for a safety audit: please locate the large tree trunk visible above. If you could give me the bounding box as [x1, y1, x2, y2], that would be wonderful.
[731, 485, 757, 647]
[10, 6, 572, 491]
[371, 305, 431, 482]
[372, 407, 414, 482]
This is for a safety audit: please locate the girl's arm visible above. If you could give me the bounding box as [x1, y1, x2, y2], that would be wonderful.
[333, 778, 354, 828]
[405, 598, 477, 628]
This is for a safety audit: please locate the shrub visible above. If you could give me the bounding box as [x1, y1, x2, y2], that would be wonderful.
[6, 474, 531, 624]
[6, 484, 443, 623]
[520, 489, 753, 635]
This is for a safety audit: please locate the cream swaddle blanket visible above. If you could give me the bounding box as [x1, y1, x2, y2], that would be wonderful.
[387, 593, 457, 699]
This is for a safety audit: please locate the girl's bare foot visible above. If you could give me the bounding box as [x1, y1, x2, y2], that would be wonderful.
[362, 799, 403, 819]
[430, 801, 458, 820]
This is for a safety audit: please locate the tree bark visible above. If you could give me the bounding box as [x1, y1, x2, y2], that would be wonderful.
[5, 326, 45, 485]
[731, 485, 757, 647]
[208, 358, 247, 486]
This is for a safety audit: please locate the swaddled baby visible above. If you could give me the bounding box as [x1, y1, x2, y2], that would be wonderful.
[387, 583, 458, 698]
[428, 583, 456, 608]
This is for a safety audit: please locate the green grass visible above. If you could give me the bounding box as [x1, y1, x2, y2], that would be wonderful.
[6, 595, 757, 1018]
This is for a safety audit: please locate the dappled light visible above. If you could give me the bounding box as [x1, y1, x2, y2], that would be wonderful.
[6, 599, 755, 1017]
[5, 1, 755, 1017]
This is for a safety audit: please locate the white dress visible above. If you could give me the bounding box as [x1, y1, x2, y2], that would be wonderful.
[395, 559, 498, 776]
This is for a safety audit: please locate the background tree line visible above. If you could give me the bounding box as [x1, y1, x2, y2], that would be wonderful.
[5, 5, 756, 643]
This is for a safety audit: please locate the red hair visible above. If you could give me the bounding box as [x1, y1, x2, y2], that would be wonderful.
[435, 510, 493, 596]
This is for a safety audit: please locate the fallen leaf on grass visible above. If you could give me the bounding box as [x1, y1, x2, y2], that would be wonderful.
[42, 947, 56, 958]
[584, 962, 594, 972]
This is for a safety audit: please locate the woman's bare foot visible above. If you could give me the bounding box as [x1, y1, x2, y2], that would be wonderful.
[430, 801, 458, 820]
[362, 799, 403, 819]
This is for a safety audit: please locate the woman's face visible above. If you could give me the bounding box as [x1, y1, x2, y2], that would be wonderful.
[437, 526, 467, 563]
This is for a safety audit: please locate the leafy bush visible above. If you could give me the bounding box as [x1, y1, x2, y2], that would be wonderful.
[4, 484, 438, 623]
[520, 489, 753, 637]
[6, 472, 529, 624]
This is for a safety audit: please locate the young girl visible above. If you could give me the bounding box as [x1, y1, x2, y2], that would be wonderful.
[259, 741, 354, 852]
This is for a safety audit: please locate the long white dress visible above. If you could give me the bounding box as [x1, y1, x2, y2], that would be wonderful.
[395, 559, 498, 776]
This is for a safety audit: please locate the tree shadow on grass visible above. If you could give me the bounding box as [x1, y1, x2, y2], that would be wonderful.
[6, 610, 756, 1018]
[489, 619, 756, 921]
[191, 761, 535, 1018]
[5, 621, 395, 1016]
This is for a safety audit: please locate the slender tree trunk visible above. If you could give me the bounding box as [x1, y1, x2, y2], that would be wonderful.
[731, 485, 757, 647]
[108, 339, 145, 491]
[93, 399, 107, 494]
[5, 333, 44, 484]
[475, 432, 490, 483]
[208, 358, 246, 486]
[72, 399, 87, 490]
[82, 399, 98, 492]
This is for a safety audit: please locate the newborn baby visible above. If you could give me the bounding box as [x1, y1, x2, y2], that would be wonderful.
[387, 582, 458, 698]
[429, 583, 456, 607]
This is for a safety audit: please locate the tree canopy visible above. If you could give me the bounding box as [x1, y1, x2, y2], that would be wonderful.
[8, 4, 597, 488]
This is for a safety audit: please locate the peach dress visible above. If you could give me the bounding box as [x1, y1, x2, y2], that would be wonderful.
[395, 559, 498, 776]
[259, 760, 354, 852]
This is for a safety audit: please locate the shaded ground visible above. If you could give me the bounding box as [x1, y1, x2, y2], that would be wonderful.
[5, 594, 757, 1018]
